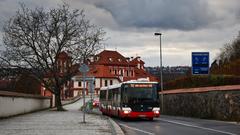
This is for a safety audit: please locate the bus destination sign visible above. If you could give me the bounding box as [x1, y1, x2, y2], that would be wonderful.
[130, 84, 153, 88]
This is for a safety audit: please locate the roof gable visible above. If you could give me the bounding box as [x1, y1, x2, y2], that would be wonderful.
[93, 50, 134, 66]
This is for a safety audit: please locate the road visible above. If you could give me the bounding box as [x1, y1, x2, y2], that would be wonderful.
[112, 115, 240, 135]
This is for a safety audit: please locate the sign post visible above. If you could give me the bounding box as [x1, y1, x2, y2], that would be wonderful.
[89, 80, 95, 101]
[192, 52, 209, 75]
[79, 63, 89, 123]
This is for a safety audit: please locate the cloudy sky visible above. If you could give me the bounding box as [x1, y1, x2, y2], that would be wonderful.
[0, 0, 240, 66]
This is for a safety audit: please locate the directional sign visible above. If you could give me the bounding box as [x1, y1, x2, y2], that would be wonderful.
[79, 63, 89, 73]
[192, 52, 209, 75]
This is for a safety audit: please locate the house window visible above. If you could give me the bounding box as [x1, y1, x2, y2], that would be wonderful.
[114, 70, 117, 75]
[110, 80, 113, 85]
[105, 80, 108, 86]
[120, 70, 123, 75]
[126, 70, 129, 77]
[78, 81, 81, 87]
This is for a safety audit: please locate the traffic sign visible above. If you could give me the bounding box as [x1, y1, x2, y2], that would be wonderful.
[79, 64, 89, 73]
[192, 52, 209, 75]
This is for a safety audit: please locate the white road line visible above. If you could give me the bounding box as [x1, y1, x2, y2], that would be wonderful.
[119, 123, 155, 135]
[160, 118, 237, 135]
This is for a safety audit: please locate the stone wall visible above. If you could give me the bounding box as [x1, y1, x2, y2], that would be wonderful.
[161, 85, 240, 121]
[0, 91, 51, 118]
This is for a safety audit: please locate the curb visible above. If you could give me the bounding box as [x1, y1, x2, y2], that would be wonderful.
[108, 117, 125, 135]
[62, 96, 81, 106]
[86, 110, 125, 135]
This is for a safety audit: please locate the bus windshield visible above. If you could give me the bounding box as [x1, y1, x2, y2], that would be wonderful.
[122, 84, 158, 104]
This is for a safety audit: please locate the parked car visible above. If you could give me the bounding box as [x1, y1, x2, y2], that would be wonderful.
[92, 99, 99, 108]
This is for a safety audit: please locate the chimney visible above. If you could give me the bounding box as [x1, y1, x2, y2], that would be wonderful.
[126, 57, 130, 62]
[130, 57, 134, 61]
[137, 56, 141, 61]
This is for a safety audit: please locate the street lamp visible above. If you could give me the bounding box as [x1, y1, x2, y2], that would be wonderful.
[154, 32, 164, 113]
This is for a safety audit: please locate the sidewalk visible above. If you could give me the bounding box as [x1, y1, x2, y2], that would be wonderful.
[0, 98, 112, 135]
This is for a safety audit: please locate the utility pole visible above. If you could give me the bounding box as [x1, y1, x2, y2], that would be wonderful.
[154, 32, 164, 113]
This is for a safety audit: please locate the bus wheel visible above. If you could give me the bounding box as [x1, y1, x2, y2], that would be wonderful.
[118, 111, 120, 117]
[148, 117, 153, 121]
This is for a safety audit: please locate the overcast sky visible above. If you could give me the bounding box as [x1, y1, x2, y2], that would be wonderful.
[0, 0, 240, 66]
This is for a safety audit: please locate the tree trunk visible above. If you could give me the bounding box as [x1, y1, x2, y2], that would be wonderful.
[55, 91, 65, 111]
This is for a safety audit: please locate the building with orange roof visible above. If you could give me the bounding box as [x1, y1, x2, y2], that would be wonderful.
[41, 50, 159, 99]
[71, 50, 159, 96]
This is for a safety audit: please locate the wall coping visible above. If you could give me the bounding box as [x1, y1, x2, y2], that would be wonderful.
[0, 90, 51, 99]
[161, 85, 240, 94]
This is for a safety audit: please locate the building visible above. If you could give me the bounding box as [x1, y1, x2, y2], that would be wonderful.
[41, 50, 159, 99]
[71, 50, 159, 96]
[40, 52, 75, 100]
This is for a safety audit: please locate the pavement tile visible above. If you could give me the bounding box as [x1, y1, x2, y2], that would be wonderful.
[0, 98, 112, 135]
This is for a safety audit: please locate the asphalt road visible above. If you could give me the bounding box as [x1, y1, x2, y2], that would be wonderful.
[112, 115, 240, 135]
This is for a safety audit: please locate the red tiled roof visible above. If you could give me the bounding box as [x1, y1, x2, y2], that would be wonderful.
[130, 57, 145, 65]
[134, 68, 159, 82]
[93, 50, 135, 66]
[0, 90, 50, 99]
[0, 80, 13, 90]
[76, 65, 120, 80]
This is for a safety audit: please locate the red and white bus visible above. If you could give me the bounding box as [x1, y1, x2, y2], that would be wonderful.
[99, 80, 160, 120]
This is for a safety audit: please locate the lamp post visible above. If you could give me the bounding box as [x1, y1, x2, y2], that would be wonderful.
[154, 32, 164, 113]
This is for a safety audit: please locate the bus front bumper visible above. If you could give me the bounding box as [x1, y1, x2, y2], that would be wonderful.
[120, 111, 160, 118]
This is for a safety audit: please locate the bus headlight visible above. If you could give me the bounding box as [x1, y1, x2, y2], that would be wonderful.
[152, 107, 160, 114]
[122, 107, 132, 114]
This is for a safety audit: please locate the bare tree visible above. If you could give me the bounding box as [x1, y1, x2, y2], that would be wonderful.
[0, 4, 105, 111]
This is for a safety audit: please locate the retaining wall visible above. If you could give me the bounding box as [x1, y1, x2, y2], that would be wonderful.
[161, 85, 240, 121]
[0, 91, 51, 118]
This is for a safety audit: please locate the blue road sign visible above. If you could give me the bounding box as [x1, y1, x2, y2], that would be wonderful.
[192, 52, 209, 75]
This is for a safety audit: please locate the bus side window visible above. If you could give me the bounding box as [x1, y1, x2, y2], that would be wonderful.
[112, 88, 116, 106]
[117, 88, 121, 106]
[100, 90, 107, 101]
[122, 87, 128, 103]
[113, 88, 119, 107]
[108, 89, 112, 101]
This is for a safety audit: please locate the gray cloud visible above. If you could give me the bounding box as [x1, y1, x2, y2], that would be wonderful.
[0, 0, 240, 66]
[92, 0, 217, 31]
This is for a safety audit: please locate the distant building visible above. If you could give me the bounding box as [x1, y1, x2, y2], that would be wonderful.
[40, 51, 75, 100]
[146, 66, 191, 82]
[71, 50, 159, 96]
[38, 50, 158, 99]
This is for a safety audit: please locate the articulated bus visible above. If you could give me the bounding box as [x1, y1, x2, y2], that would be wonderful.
[99, 80, 160, 120]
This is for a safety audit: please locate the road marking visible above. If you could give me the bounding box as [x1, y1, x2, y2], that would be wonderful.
[160, 118, 237, 135]
[119, 123, 155, 135]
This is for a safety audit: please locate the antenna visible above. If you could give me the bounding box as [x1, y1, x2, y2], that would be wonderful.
[115, 45, 117, 51]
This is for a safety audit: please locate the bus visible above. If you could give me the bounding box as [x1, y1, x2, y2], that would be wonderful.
[99, 80, 160, 120]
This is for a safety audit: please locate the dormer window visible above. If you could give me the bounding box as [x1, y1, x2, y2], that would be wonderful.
[109, 57, 113, 62]
[118, 58, 122, 62]
[95, 56, 99, 61]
